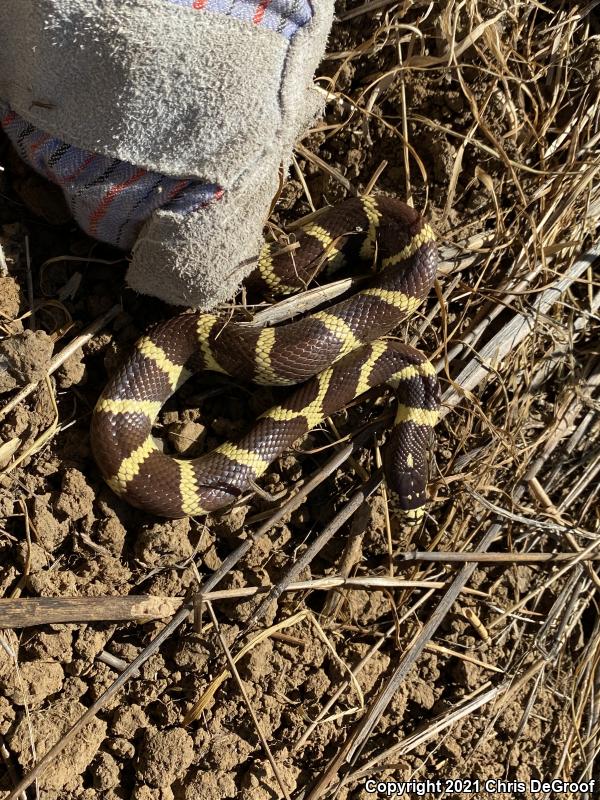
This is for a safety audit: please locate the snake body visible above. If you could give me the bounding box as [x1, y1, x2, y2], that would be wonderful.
[91, 196, 440, 520]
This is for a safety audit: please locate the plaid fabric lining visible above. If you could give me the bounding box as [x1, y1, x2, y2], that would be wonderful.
[0, 0, 313, 248]
[1, 104, 223, 248]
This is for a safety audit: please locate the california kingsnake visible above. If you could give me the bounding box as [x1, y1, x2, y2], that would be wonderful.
[91, 196, 440, 521]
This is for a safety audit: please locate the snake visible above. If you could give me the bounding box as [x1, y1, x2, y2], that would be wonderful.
[91, 195, 440, 521]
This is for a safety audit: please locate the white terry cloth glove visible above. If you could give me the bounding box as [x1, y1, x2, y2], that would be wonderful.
[0, 0, 335, 308]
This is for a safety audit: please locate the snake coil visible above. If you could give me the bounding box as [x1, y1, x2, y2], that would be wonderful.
[91, 196, 440, 521]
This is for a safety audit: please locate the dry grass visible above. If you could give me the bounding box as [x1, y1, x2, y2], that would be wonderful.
[295, 1, 600, 794]
[0, 1, 599, 798]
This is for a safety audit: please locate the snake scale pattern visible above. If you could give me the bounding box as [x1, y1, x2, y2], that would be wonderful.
[91, 196, 440, 521]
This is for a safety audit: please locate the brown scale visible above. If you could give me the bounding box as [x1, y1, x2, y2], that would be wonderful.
[245, 197, 382, 295]
[206, 243, 438, 384]
[91, 196, 440, 518]
[95, 343, 436, 518]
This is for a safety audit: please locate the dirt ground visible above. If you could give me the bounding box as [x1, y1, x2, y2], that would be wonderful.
[1, 2, 600, 799]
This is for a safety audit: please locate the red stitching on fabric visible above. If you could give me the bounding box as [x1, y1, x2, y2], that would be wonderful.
[29, 133, 51, 155]
[166, 178, 190, 201]
[63, 153, 97, 183]
[253, 0, 272, 25]
[1, 110, 17, 126]
[190, 186, 224, 213]
[89, 168, 146, 235]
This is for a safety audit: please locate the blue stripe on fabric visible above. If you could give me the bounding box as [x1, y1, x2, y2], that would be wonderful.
[1, 108, 221, 248]
[164, 0, 312, 38]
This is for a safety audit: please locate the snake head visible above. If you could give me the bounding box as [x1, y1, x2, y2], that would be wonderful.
[386, 472, 428, 525]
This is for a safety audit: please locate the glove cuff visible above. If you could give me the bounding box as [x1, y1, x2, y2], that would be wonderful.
[0, 0, 333, 186]
[127, 154, 280, 309]
[0, 0, 335, 308]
